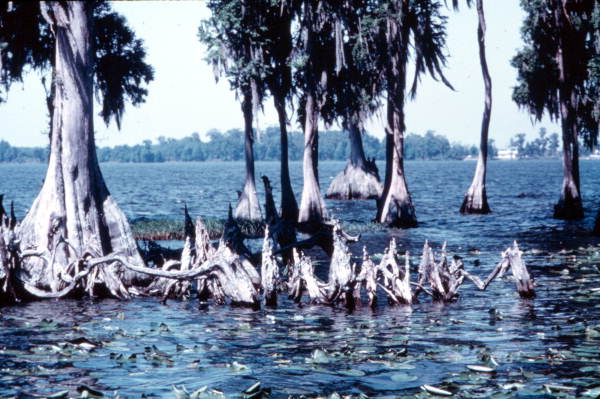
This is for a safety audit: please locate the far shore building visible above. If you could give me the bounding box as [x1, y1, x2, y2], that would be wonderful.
[497, 148, 518, 160]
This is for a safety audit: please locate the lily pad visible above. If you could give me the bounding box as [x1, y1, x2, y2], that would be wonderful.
[390, 372, 418, 383]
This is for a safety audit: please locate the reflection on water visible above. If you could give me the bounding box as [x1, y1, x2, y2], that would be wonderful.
[1, 160, 599, 397]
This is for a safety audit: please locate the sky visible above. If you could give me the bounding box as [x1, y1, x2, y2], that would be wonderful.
[0, 0, 560, 149]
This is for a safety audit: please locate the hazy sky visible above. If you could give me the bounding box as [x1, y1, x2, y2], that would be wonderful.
[0, 0, 559, 148]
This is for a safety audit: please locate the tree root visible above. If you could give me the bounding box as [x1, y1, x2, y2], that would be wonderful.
[1, 196, 535, 308]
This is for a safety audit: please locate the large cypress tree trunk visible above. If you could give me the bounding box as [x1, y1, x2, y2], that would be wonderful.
[376, 5, 417, 228]
[19, 2, 143, 293]
[326, 119, 382, 200]
[274, 93, 298, 222]
[234, 83, 262, 221]
[298, 93, 327, 226]
[552, 1, 583, 220]
[460, 0, 491, 214]
[553, 91, 583, 219]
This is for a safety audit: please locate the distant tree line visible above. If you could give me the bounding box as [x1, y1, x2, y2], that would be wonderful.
[0, 140, 47, 163]
[509, 128, 561, 159]
[0, 129, 497, 163]
[96, 129, 492, 162]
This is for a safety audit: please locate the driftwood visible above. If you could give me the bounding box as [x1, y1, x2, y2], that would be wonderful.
[261, 226, 279, 307]
[1, 188, 535, 309]
[377, 239, 412, 305]
[354, 248, 378, 307]
[462, 241, 535, 298]
[413, 241, 464, 302]
[261, 176, 297, 265]
[287, 221, 359, 309]
[285, 236, 535, 309]
[288, 249, 328, 304]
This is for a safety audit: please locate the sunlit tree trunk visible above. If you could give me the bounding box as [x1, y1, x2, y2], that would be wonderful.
[376, 4, 417, 228]
[460, 0, 491, 214]
[19, 2, 143, 291]
[234, 82, 262, 221]
[298, 93, 326, 226]
[552, 0, 583, 220]
[273, 93, 298, 222]
[326, 118, 382, 200]
[298, 2, 327, 228]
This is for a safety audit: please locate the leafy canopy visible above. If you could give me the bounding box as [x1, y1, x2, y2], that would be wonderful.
[0, 2, 153, 129]
[512, 0, 600, 147]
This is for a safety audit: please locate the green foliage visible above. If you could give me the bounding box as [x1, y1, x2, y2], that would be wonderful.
[512, 0, 600, 148]
[94, 3, 154, 129]
[509, 127, 561, 158]
[198, 0, 268, 103]
[94, 128, 477, 162]
[327, 0, 385, 129]
[0, 2, 153, 128]
[404, 131, 478, 160]
[0, 2, 53, 102]
[0, 140, 47, 163]
[0, 128, 488, 163]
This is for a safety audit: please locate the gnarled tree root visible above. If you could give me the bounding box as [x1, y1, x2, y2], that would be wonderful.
[2, 197, 535, 309]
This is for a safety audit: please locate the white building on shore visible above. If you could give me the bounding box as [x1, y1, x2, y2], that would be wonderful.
[496, 148, 518, 160]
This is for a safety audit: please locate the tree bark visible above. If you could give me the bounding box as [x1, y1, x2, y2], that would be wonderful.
[376, 4, 417, 228]
[273, 93, 298, 222]
[18, 2, 144, 293]
[552, 0, 583, 220]
[234, 83, 262, 221]
[298, 93, 327, 226]
[461, 0, 491, 214]
[326, 120, 382, 200]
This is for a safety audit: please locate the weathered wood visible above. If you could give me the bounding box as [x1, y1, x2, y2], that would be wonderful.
[462, 241, 534, 298]
[261, 226, 279, 307]
[288, 249, 328, 304]
[378, 239, 412, 305]
[17, 3, 145, 298]
[505, 242, 535, 298]
[355, 247, 378, 307]
[261, 175, 296, 265]
[326, 222, 357, 309]
[410, 242, 465, 302]
[277, 220, 360, 258]
[146, 206, 196, 301]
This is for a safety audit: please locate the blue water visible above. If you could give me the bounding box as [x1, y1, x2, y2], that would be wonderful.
[1, 160, 599, 398]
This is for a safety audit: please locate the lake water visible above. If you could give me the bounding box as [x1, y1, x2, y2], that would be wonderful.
[1, 160, 600, 398]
